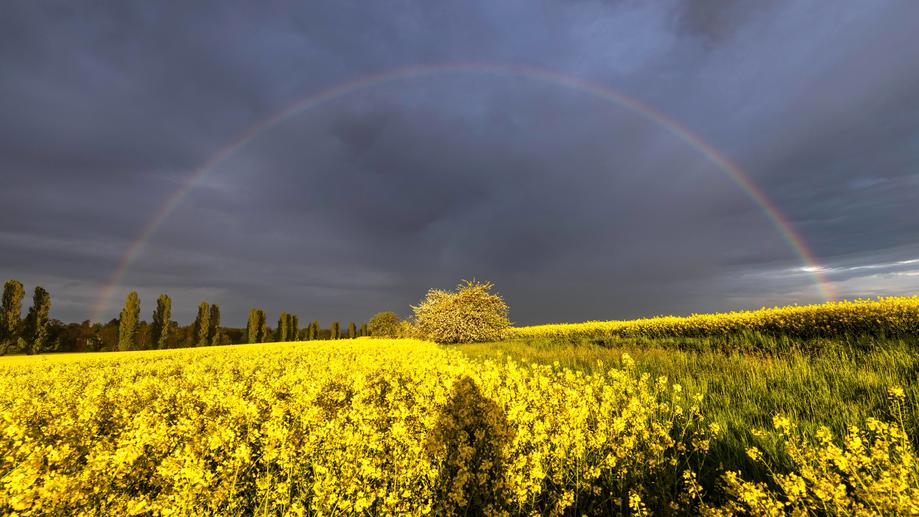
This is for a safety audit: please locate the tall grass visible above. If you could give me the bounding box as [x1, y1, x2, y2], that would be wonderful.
[453, 335, 919, 488]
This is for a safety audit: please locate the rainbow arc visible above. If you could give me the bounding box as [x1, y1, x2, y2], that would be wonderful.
[92, 62, 835, 321]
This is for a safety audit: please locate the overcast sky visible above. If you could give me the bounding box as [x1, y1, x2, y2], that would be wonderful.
[2, 1, 918, 326]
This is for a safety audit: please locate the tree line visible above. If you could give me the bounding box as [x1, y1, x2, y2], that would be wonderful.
[0, 279, 369, 355]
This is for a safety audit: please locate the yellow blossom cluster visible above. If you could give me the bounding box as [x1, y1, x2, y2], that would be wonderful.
[0, 341, 713, 515]
[507, 296, 919, 342]
[704, 401, 919, 516]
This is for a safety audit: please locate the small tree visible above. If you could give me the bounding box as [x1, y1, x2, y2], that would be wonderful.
[290, 315, 299, 341]
[1, 280, 25, 349]
[193, 302, 210, 347]
[246, 309, 260, 344]
[209, 304, 222, 345]
[25, 286, 51, 354]
[276, 312, 289, 342]
[396, 320, 417, 339]
[330, 321, 340, 340]
[258, 310, 269, 343]
[347, 321, 357, 339]
[310, 321, 319, 340]
[412, 280, 509, 344]
[151, 294, 172, 349]
[117, 291, 140, 351]
[359, 323, 368, 337]
[367, 311, 401, 338]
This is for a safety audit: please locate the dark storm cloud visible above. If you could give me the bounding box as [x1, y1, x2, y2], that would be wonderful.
[2, 0, 918, 325]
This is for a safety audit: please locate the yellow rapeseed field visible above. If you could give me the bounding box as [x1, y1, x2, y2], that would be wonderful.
[0, 340, 714, 515]
[507, 296, 919, 341]
[1, 338, 916, 515]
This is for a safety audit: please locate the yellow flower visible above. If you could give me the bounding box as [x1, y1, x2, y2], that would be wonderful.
[888, 386, 906, 400]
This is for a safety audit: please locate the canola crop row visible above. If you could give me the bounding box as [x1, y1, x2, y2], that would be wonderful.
[0, 340, 713, 515]
[1, 340, 916, 515]
[507, 296, 919, 342]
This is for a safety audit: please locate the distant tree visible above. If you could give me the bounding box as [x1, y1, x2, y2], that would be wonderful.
[330, 321, 340, 340]
[151, 294, 172, 350]
[134, 321, 151, 350]
[193, 302, 210, 347]
[221, 327, 244, 345]
[209, 304, 222, 346]
[98, 318, 119, 351]
[290, 315, 299, 341]
[368, 311, 401, 338]
[359, 323, 368, 337]
[117, 291, 140, 351]
[54, 320, 96, 353]
[258, 310, 270, 343]
[24, 286, 51, 354]
[246, 309, 260, 344]
[1, 280, 25, 352]
[413, 280, 509, 344]
[311, 321, 320, 340]
[348, 322, 357, 339]
[276, 312, 289, 342]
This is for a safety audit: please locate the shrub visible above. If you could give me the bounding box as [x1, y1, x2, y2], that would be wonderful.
[412, 280, 510, 344]
[395, 320, 417, 339]
[367, 311, 401, 338]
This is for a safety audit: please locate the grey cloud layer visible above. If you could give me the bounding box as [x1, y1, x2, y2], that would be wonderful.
[2, 0, 918, 325]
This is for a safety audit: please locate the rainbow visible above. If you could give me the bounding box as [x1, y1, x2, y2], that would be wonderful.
[91, 62, 836, 321]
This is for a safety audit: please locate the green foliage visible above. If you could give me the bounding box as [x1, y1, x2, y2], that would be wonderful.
[276, 312, 289, 342]
[330, 321, 340, 340]
[310, 321, 319, 340]
[367, 311, 401, 338]
[359, 323, 368, 337]
[1, 280, 25, 350]
[246, 309, 259, 344]
[193, 302, 210, 347]
[117, 291, 140, 351]
[413, 280, 510, 344]
[151, 294, 172, 350]
[456, 334, 919, 488]
[258, 310, 269, 343]
[24, 286, 51, 354]
[208, 304, 221, 346]
[347, 322, 356, 339]
[289, 315, 299, 342]
[396, 320, 417, 339]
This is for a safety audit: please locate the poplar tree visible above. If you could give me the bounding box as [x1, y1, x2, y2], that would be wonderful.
[209, 304, 221, 345]
[330, 321, 340, 340]
[247, 309, 259, 344]
[151, 294, 171, 349]
[290, 315, 299, 341]
[1, 280, 25, 346]
[25, 286, 51, 354]
[360, 323, 368, 337]
[276, 312, 289, 342]
[258, 310, 269, 343]
[193, 302, 210, 347]
[348, 322, 357, 339]
[117, 291, 140, 351]
[310, 321, 319, 340]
